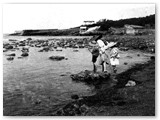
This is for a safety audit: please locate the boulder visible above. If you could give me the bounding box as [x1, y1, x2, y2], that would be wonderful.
[7, 57, 14, 61]
[49, 56, 65, 61]
[21, 52, 29, 57]
[6, 53, 16, 56]
[70, 70, 110, 85]
[5, 45, 13, 49]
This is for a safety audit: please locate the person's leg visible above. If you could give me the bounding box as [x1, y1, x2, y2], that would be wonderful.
[112, 65, 117, 73]
[92, 55, 97, 73]
[103, 62, 107, 72]
[101, 61, 104, 72]
[93, 63, 97, 73]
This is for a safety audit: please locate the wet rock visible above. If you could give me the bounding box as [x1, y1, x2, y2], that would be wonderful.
[54, 101, 89, 116]
[18, 57, 23, 59]
[3, 49, 8, 52]
[137, 54, 140, 57]
[124, 62, 128, 65]
[38, 49, 44, 52]
[22, 47, 29, 52]
[126, 56, 132, 58]
[8, 39, 17, 42]
[56, 49, 62, 51]
[119, 47, 129, 51]
[26, 38, 32, 41]
[73, 49, 79, 52]
[43, 47, 50, 51]
[21, 52, 29, 57]
[19, 43, 25, 46]
[150, 56, 155, 60]
[49, 56, 65, 61]
[71, 94, 79, 100]
[6, 53, 16, 56]
[5, 45, 13, 49]
[70, 70, 110, 85]
[7, 56, 14, 61]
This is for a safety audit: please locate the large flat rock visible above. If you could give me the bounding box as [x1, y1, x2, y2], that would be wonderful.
[70, 70, 110, 85]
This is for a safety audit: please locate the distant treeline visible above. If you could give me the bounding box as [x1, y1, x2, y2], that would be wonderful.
[87, 14, 155, 31]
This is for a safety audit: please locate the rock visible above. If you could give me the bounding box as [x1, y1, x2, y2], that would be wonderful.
[126, 56, 132, 58]
[125, 80, 136, 87]
[119, 47, 129, 51]
[8, 39, 17, 42]
[19, 43, 25, 46]
[6, 53, 16, 56]
[5, 45, 13, 49]
[150, 56, 155, 60]
[43, 47, 50, 51]
[26, 38, 32, 41]
[3, 49, 8, 52]
[21, 52, 29, 57]
[38, 49, 44, 52]
[18, 57, 23, 59]
[22, 46, 29, 52]
[49, 56, 65, 61]
[70, 70, 110, 85]
[137, 54, 140, 57]
[7, 56, 14, 61]
[73, 49, 79, 52]
[124, 62, 128, 65]
[56, 49, 62, 51]
[71, 95, 79, 100]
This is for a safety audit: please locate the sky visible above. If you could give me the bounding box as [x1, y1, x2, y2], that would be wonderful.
[2, 4, 155, 34]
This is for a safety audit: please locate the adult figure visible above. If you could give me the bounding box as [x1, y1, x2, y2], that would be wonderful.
[90, 35, 110, 72]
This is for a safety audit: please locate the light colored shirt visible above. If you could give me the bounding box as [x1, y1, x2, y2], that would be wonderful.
[97, 39, 109, 53]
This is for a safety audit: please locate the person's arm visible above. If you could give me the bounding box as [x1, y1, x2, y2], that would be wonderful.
[88, 47, 92, 53]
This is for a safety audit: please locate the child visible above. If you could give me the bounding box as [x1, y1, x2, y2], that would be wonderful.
[109, 42, 120, 73]
[88, 43, 99, 73]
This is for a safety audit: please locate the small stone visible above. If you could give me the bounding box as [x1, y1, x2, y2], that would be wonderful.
[124, 62, 128, 65]
[71, 94, 79, 100]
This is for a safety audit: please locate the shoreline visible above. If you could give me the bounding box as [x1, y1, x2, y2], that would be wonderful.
[54, 56, 155, 116]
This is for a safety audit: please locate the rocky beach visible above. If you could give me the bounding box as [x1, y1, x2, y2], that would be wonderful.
[3, 33, 155, 116]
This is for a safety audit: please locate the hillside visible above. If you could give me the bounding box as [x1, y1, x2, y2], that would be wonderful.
[9, 14, 155, 36]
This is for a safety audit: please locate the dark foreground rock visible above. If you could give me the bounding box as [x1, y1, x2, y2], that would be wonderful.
[21, 52, 29, 57]
[70, 70, 110, 85]
[54, 59, 155, 116]
[49, 56, 65, 61]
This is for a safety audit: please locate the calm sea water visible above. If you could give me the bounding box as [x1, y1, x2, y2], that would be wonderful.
[3, 36, 94, 116]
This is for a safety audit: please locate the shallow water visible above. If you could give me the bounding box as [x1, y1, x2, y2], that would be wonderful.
[3, 36, 153, 116]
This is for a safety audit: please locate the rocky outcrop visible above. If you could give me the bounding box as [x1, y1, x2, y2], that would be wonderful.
[70, 70, 110, 85]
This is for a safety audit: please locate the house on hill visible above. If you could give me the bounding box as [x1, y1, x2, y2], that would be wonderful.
[108, 27, 125, 35]
[124, 24, 144, 35]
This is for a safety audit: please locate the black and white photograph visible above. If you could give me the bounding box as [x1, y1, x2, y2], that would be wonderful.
[2, 3, 155, 116]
